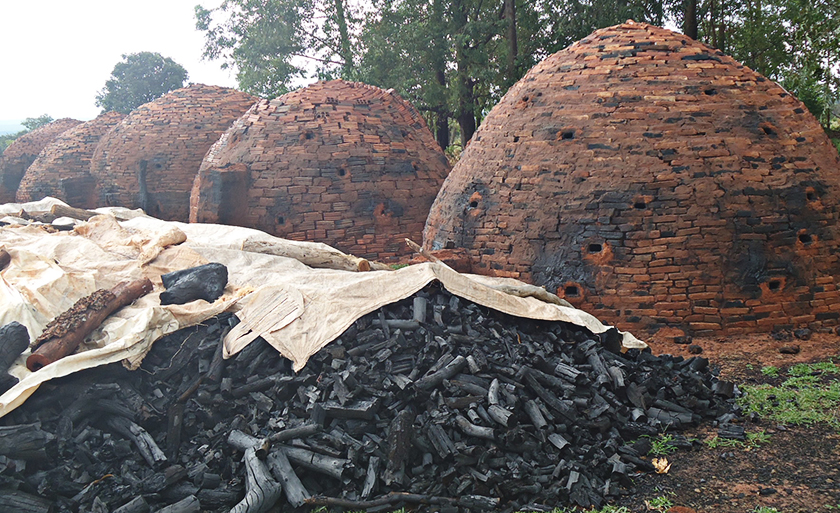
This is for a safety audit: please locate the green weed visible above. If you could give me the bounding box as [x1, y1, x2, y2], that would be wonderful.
[706, 429, 771, 449]
[761, 366, 780, 377]
[645, 494, 674, 511]
[752, 507, 781, 513]
[645, 433, 678, 456]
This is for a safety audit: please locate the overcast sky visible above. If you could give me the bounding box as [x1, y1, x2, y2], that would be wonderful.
[0, 0, 239, 127]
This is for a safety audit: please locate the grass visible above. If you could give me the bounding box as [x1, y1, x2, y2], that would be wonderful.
[705, 429, 771, 449]
[645, 433, 678, 456]
[752, 507, 781, 513]
[761, 365, 780, 378]
[516, 507, 630, 513]
[645, 494, 674, 511]
[739, 359, 840, 430]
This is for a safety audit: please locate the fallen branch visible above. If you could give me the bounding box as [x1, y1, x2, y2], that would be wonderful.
[243, 237, 391, 272]
[304, 492, 499, 510]
[106, 416, 167, 468]
[27, 278, 153, 371]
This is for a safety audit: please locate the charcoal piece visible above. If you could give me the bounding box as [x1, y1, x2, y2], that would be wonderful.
[229, 446, 282, 513]
[718, 423, 746, 440]
[112, 496, 150, 513]
[523, 370, 576, 422]
[266, 423, 321, 443]
[160, 263, 228, 305]
[0, 321, 29, 376]
[0, 489, 52, 513]
[281, 445, 349, 480]
[427, 424, 457, 458]
[266, 449, 310, 507]
[106, 416, 167, 468]
[321, 399, 380, 420]
[362, 456, 380, 498]
[156, 495, 201, 513]
[487, 404, 514, 427]
[415, 355, 467, 390]
[712, 380, 735, 398]
[413, 297, 427, 323]
[0, 423, 55, 458]
[385, 410, 413, 485]
[523, 400, 548, 429]
[553, 362, 586, 385]
[548, 433, 569, 450]
[454, 415, 494, 440]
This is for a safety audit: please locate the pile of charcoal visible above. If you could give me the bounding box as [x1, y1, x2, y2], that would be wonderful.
[0, 282, 738, 513]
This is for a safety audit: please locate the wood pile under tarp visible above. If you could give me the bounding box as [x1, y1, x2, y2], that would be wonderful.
[0, 283, 738, 513]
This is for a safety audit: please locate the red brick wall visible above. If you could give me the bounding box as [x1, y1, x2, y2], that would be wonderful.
[425, 22, 840, 339]
[89, 85, 257, 221]
[0, 118, 81, 203]
[17, 112, 125, 207]
[191, 80, 451, 261]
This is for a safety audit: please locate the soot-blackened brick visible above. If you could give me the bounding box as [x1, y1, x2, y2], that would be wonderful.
[16, 112, 125, 207]
[424, 21, 840, 340]
[190, 80, 450, 261]
[89, 84, 257, 221]
[0, 118, 82, 203]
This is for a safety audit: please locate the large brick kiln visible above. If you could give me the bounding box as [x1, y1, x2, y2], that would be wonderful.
[424, 21, 840, 339]
[190, 80, 451, 261]
[16, 112, 125, 207]
[0, 118, 82, 203]
[89, 85, 257, 221]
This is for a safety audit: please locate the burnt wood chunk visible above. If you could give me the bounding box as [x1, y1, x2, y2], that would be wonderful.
[0, 423, 55, 458]
[0, 489, 51, 513]
[230, 447, 282, 513]
[156, 495, 201, 513]
[266, 449, 310, 507]
[106, 416, 167, 468]
[160, 262, 228, 305]
[0, 321, 29, 375]
[414, 355, 467, 390]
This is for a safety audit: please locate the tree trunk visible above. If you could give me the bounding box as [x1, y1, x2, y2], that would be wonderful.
[432, 0, 450, 150]
[334, 0, 354, 77]
[453, 0, 477, 147]
[503, 0, 518, 84]
[685, 0, 698, 39]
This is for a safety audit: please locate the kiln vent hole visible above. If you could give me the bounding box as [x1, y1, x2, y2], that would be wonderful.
[634, 201, 646, 209]
[561, 130, 575, 140]
[305, 132, 314, 140]
[799, 232, 812, 244]
[338, 168, 346, 177]
[514, 136, 520, 143]
[762, 125, 775, 135]
[469, 201, 479, 208]
[768, 280, 781, 291]
[588, 243, 603, 253]
[277, 216, 285, 225]
[806, 191, 816, 201]
[564, 285, 580, 297]
[704, 88, 717, 95]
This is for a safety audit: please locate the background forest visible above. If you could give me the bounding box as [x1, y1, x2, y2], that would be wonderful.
[195, 0, 840, 152]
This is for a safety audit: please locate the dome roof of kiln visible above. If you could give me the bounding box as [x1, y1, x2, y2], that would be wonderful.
[190, 80, 451, 261]
[0, 118, 82, 203]
[90, 84, 258, 221]
[17, 112, 125, 208]
[424, 21, 840, 338]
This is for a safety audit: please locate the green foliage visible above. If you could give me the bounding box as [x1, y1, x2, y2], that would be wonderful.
[95, 52, 189, 114]
[0, 114, 54, 155]
[739, 359, 840, 429]
[761, 366, 780, 378]
[752, 507, 781, 513]
[515, 507, 630, 513]
[21, 114, 54, 131]
[195, 0, 359, 99]
[645, 433, 678, 456]
[646, 494, 675, 511]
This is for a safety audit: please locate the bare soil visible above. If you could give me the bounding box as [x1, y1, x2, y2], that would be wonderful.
[613, 332, 840, 513]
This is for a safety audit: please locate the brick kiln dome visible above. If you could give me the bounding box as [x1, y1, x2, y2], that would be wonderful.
[425, 21, 840, 339]
[0, 118, 82, 203]
[190, 80, 451, 260]
[89, 84, 258, 221]
[16, 112, 125, 207]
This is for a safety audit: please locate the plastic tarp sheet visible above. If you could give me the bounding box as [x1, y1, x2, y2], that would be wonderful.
[0, 199, 645, 418]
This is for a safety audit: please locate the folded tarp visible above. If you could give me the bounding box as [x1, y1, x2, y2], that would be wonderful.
[0, 198, 644, 418]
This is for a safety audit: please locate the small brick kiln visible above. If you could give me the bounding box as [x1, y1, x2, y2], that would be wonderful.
[89, 84, 257, 221]
[16, 112, 125, 208]
[424, 21, 840, 339]
[0, 118, 82, 203]
[190, 80, 451, 261]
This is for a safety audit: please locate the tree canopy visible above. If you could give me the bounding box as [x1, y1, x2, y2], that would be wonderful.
[0, 114, 54, 155]
[95, 52, 189, 114]
[195, 0, 840, 150]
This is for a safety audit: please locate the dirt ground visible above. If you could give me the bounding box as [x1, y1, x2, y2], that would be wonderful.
[613, 331, 840, 513]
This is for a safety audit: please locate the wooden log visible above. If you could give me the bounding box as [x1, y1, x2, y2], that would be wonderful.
[523, 400, 548, 429]
[230, 447, 283, 513]
[27, 278, 153, 371]
[280, 445, 348, 480]
[487, 404, 514, 427]
[0, 489, 51, 513]
[106, 416, 167, 468]
[266, 423, 321, 443]
[385, 409, 412, 485]
[156, 495, 200, 513]
[49, 203, 100, 221]
[266, 449, 310, 507]
[523, 369, 576, 422]
[412, 296, 427, 323]
[242, 237, 391, 272]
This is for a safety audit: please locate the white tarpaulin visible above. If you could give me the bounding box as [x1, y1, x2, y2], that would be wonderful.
[0, 199, 644, 418]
